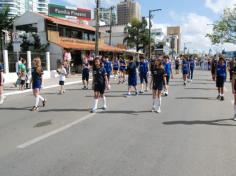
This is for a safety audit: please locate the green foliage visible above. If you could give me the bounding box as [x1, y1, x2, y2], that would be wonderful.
[207, 7, 236, 44]
[123, 17, 150, 52]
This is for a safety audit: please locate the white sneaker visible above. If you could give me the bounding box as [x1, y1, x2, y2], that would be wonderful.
[0, 100, 3, 104]
[152, 107, 155, 112]
[102, 105, 107, 110]
[157, 107, 161, 113]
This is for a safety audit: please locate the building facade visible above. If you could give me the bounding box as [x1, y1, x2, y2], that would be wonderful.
[0, 0, 48, 17]
[167, 26, 181, 54]
[117, 0, 141, 25]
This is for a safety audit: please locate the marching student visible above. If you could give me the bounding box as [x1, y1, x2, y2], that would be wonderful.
[231, 57, 236, 120]
[113, 57, 119, 80]
[182, 55, 190, 86]
[175, 56, 180, 74]
[31, 57, 47, 111]
[57, 62, 67, 94]
[216, 56, 227, 101]
[82, 57, 90, 90]
[0, 61, 5, 104]
[163, 55, 173, 96]
[189, 56, 195, 82]
[139, 56, 149, 93]
[150, 58, 167, 113]
[126, 55, 138, 97]
[211, 56, 217, 81]
[91, 57, 109, 113]
[103, 57, 112, 89]
[119, 57, 126, 84]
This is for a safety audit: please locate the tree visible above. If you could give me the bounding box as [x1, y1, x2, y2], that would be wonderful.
[207, 7, 236, 44]
[0, 6, 15, 50]
[123, 18, 150, 52]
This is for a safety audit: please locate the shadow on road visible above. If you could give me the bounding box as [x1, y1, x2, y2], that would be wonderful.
[39, 108, 90, 112]
[163, 119, 236, 127]
[184, 88, 216, 91]
[0, 107, 36, 111]
[98, 110, 152, 115]
[176, 97, 216, 100]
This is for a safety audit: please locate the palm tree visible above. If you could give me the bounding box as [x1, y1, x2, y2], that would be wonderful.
[123, 17, 150, 52]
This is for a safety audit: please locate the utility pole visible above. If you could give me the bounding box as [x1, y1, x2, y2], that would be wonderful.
[109, 6, 114, 46]
[148, 9, 162, 59]
[95, 0, 100, 56]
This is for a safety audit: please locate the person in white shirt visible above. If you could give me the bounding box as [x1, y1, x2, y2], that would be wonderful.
[57, 62, 67, 94]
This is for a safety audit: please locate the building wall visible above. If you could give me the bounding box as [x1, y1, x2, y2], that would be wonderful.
[117, 0, 141, 25]
[167, 26, 181, 54]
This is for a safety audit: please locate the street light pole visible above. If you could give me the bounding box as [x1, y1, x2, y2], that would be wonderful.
[148, 9, 162, 59]
[109, 6, 114, 46]
[95, 0, 100, 56]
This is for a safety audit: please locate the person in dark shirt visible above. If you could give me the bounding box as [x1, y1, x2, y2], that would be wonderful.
[150, 57, 167, 113]
[91, 57, 108, 113]
[182, 55, 190, 86]
[216, 57, 227, 101]
[82, 57, 90, 90]
[119, 58, 126, 84]
[211, 57, 217, 81]
[139, 56, 149, 93]
[31, 57, 47, 111]
[0, 61, 5, 104]
[163, 55, 173, 96]
[103, 57, 112, 89]
[113, 57, 119, 80]
[126, 55, 138, 97]
[189, 56, 195, 82]
[231, 57, 236, 120]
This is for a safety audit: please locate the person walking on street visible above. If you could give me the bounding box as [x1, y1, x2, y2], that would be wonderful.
[150, 58, 167, 113]
[182, 55, 190, 86]
[211, 56, 217, 81]
[82, 57, 90, 90]
[189, 56, 195, 82]
[216, 57, 227, 101]
[163, 55, 173, 96]
[230, 57, 236, 120]
[113, 57, 119, 80]
[103, 57, 112, 89]
[31, 57, 47, 111]
[119, 57, 126, 84]
[0, 61, 5, 104]
[57, 62, 67, 94]
[19, 59, 27, 91]
[91, 57, 109, 113]
[126, 55, 138, 97]
[139, 56, 149, 93]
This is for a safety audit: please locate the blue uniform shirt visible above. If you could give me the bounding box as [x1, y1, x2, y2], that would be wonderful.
[104, 61, 112, 74]
[113, 61, 119, 70]
[139, 61, 149, 75]
[127, 62, 137, 77]
[217, 64, 227, 78]
[189, 59, 195, 69]
[163, 61, 172, 76]
[182, 60, 190, 72]
[119, 60, 126, 70]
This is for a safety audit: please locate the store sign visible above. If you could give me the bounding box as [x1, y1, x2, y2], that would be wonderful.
[48, 4, 91, 20]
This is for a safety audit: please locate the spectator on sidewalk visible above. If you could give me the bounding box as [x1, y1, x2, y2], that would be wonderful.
[19, 59, 27, 91]
[15, 58, 22, 87]
[63, 49, 72, 76]
[82, 56, 90, 90]
[0, 61, 5, 104]
[57, 62, 67, 94]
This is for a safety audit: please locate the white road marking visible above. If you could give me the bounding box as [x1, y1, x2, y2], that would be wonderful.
[17, 113, 95, 149]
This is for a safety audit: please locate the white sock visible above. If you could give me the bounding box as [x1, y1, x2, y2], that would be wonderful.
[93, 99, 98, 110]
[35, 96, 40, 107]
[157, 97, 162, 107]
[153, 98, 156, 108]
[102, 96, 107, 107]
[0, 95, 3, 103]
[38, 95, 44, 101]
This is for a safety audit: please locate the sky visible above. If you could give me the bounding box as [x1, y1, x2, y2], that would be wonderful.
[50, 0, 236, 52]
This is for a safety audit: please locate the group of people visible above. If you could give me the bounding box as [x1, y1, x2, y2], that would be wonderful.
[1, 53, 236, 120]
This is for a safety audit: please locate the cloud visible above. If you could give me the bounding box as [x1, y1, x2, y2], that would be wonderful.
[205, 0, 236, 14]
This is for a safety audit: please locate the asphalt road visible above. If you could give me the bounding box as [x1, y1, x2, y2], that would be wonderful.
[0, 70, 235, 176]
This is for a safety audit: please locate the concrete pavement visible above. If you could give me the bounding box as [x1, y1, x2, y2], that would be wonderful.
[0, 70, 235, 176]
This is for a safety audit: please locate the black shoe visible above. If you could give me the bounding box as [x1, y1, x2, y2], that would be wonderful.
[220, 96, 224, 101]
[42, 99, 47, 107]
[217, 95, 221, 100]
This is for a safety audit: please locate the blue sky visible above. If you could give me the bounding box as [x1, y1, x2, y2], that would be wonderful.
[50, 0, 236, 52]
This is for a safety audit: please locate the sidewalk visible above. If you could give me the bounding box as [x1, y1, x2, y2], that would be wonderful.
[3, 74, 83, 96]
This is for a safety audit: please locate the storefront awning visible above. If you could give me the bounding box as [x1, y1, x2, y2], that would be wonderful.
[56, 41, 126, 53]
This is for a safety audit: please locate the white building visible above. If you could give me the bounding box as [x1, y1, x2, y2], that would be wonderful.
[0, 0, 48, 17]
